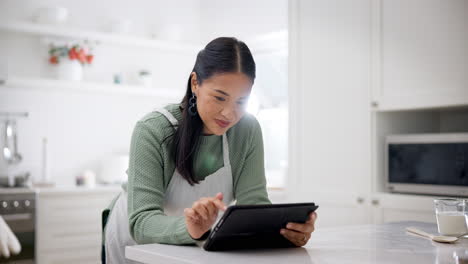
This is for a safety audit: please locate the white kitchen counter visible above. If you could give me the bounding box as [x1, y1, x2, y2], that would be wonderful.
[125, 221, 468, 264]
[35, 184, 121, 195]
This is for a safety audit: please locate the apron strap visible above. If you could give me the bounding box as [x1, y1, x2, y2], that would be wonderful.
[156, 108, 178, 127]
[222, 133, 231, 167]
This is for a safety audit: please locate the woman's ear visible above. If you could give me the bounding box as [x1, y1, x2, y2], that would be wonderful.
[190, 72, 198, 95]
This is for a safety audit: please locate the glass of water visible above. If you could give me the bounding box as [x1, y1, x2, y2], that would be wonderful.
[434, 198, 468, 236]
[465, 199, 468, 237]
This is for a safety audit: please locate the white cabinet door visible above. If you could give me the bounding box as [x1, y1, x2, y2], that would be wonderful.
[371, 193, 436, 224]
[371, 0, 468, 111]
[38, 247, 101, 264]
[311, 192, 372, 228]
[288, 0, 372, 226]
[36, 188, 120, 264]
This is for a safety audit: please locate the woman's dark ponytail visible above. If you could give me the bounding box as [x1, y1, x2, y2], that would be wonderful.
[172, 37, 256, 185]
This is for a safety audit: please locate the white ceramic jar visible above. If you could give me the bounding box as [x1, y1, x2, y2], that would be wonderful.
[56, 59, 82, 81]
[34, 7, 69, 24]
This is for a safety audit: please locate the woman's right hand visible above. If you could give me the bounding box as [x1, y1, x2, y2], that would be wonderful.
[184, 192, 227, 240]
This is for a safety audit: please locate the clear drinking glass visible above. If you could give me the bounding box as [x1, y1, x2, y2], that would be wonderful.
[465, 199, 468, 237]
[434, 198, 468, 236]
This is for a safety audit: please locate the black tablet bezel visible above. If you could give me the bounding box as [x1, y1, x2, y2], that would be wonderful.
[203, 202, 319, 251]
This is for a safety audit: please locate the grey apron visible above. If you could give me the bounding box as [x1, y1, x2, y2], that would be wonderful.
[104, 108, 235, 263]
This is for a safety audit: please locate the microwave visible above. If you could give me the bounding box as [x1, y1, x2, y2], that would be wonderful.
[386, 133, 468, 197]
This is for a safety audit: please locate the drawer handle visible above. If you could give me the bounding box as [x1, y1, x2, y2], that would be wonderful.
[2, 213, 32, 221]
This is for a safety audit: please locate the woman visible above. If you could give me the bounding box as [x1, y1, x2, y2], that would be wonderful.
[102, 37, 317, 263]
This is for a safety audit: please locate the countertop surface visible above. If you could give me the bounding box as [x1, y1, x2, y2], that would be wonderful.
[125, 221, 468, 264]
[0, 184, 122, 195]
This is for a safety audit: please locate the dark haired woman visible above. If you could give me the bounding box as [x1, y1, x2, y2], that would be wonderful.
[102, 37, 317, 263]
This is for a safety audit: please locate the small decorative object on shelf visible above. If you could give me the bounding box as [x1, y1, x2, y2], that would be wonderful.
[48, 42, 94, 81]
[33, 6, 69, 25]
[137, 70, 152, 87]
[108, 18, 133, 34]
[113, 73, 123, 84]
[0, 61, 6, 85]
[76, 169, 96, 187]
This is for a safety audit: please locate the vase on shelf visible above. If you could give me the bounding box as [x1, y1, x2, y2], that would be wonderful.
[49, 43, 93, 82]
[55, 59, 83, 81]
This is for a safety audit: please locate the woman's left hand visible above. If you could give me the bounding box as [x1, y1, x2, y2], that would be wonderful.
[280, 212, 317, 247]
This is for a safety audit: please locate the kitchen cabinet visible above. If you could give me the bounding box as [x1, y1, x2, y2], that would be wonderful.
[288, 0, 372, 226]
[36, 186, 120, 264]
[369, 0, 468, 227]
[288, 0, 467, 228]
[309, 192, 372, 228]
[370, 0, 468, 111]
[371, 193, 436, 225]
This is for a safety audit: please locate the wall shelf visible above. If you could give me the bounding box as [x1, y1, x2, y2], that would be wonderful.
[372, 92, 468, 112]
[0, 77, 183, 98]
[0, 20, 202, 53]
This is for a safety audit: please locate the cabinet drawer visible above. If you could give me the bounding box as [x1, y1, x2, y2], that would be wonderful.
[37, 223, 102, 250]
[38, 246, 100, 264]
[382, 208, 436, 224]
[37, 194, 116, 214]
[36, 190, 119, 252]
[37, 206, 104, 226]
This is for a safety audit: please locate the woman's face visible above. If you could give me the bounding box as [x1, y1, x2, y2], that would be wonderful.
[191, 72, 253, 136]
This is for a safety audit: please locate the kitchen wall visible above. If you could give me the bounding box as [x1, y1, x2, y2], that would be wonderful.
[198, 0, 287, 42]
[0, 0, 287, 186]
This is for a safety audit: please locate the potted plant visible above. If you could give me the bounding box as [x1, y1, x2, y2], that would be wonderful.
[48, 43, 94, 81]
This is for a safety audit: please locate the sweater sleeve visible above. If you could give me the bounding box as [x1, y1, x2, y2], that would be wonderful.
[127, 121, 196, 245]
[234, 117, 271, 205]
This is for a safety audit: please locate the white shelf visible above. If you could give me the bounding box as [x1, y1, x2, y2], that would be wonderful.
[36, 184, 122, 195]
[0, 20, 202, 53]
[1, 77, 183, 98]
[372, 92, 468, 112]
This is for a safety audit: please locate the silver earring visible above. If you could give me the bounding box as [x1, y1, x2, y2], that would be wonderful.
[188, 93, 197, 116]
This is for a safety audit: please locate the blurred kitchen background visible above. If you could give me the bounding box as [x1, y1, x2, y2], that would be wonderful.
[0, 0, 468, 263]
[0, 0, 288, 188]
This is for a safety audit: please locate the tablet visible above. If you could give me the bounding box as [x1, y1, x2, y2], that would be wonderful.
[203, 202, 318, 251]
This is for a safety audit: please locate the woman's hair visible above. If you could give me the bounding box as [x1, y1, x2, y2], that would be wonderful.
[172, 37, 256, 185]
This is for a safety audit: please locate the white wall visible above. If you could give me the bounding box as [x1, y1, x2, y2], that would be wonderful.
[198, 0, 289, 188]
[198, 0, 287, 43]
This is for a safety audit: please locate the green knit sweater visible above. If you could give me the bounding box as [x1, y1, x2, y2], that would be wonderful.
[124, 103, 271, 245]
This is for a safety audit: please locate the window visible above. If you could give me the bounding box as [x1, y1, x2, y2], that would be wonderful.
[247, 32, 288, 188]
